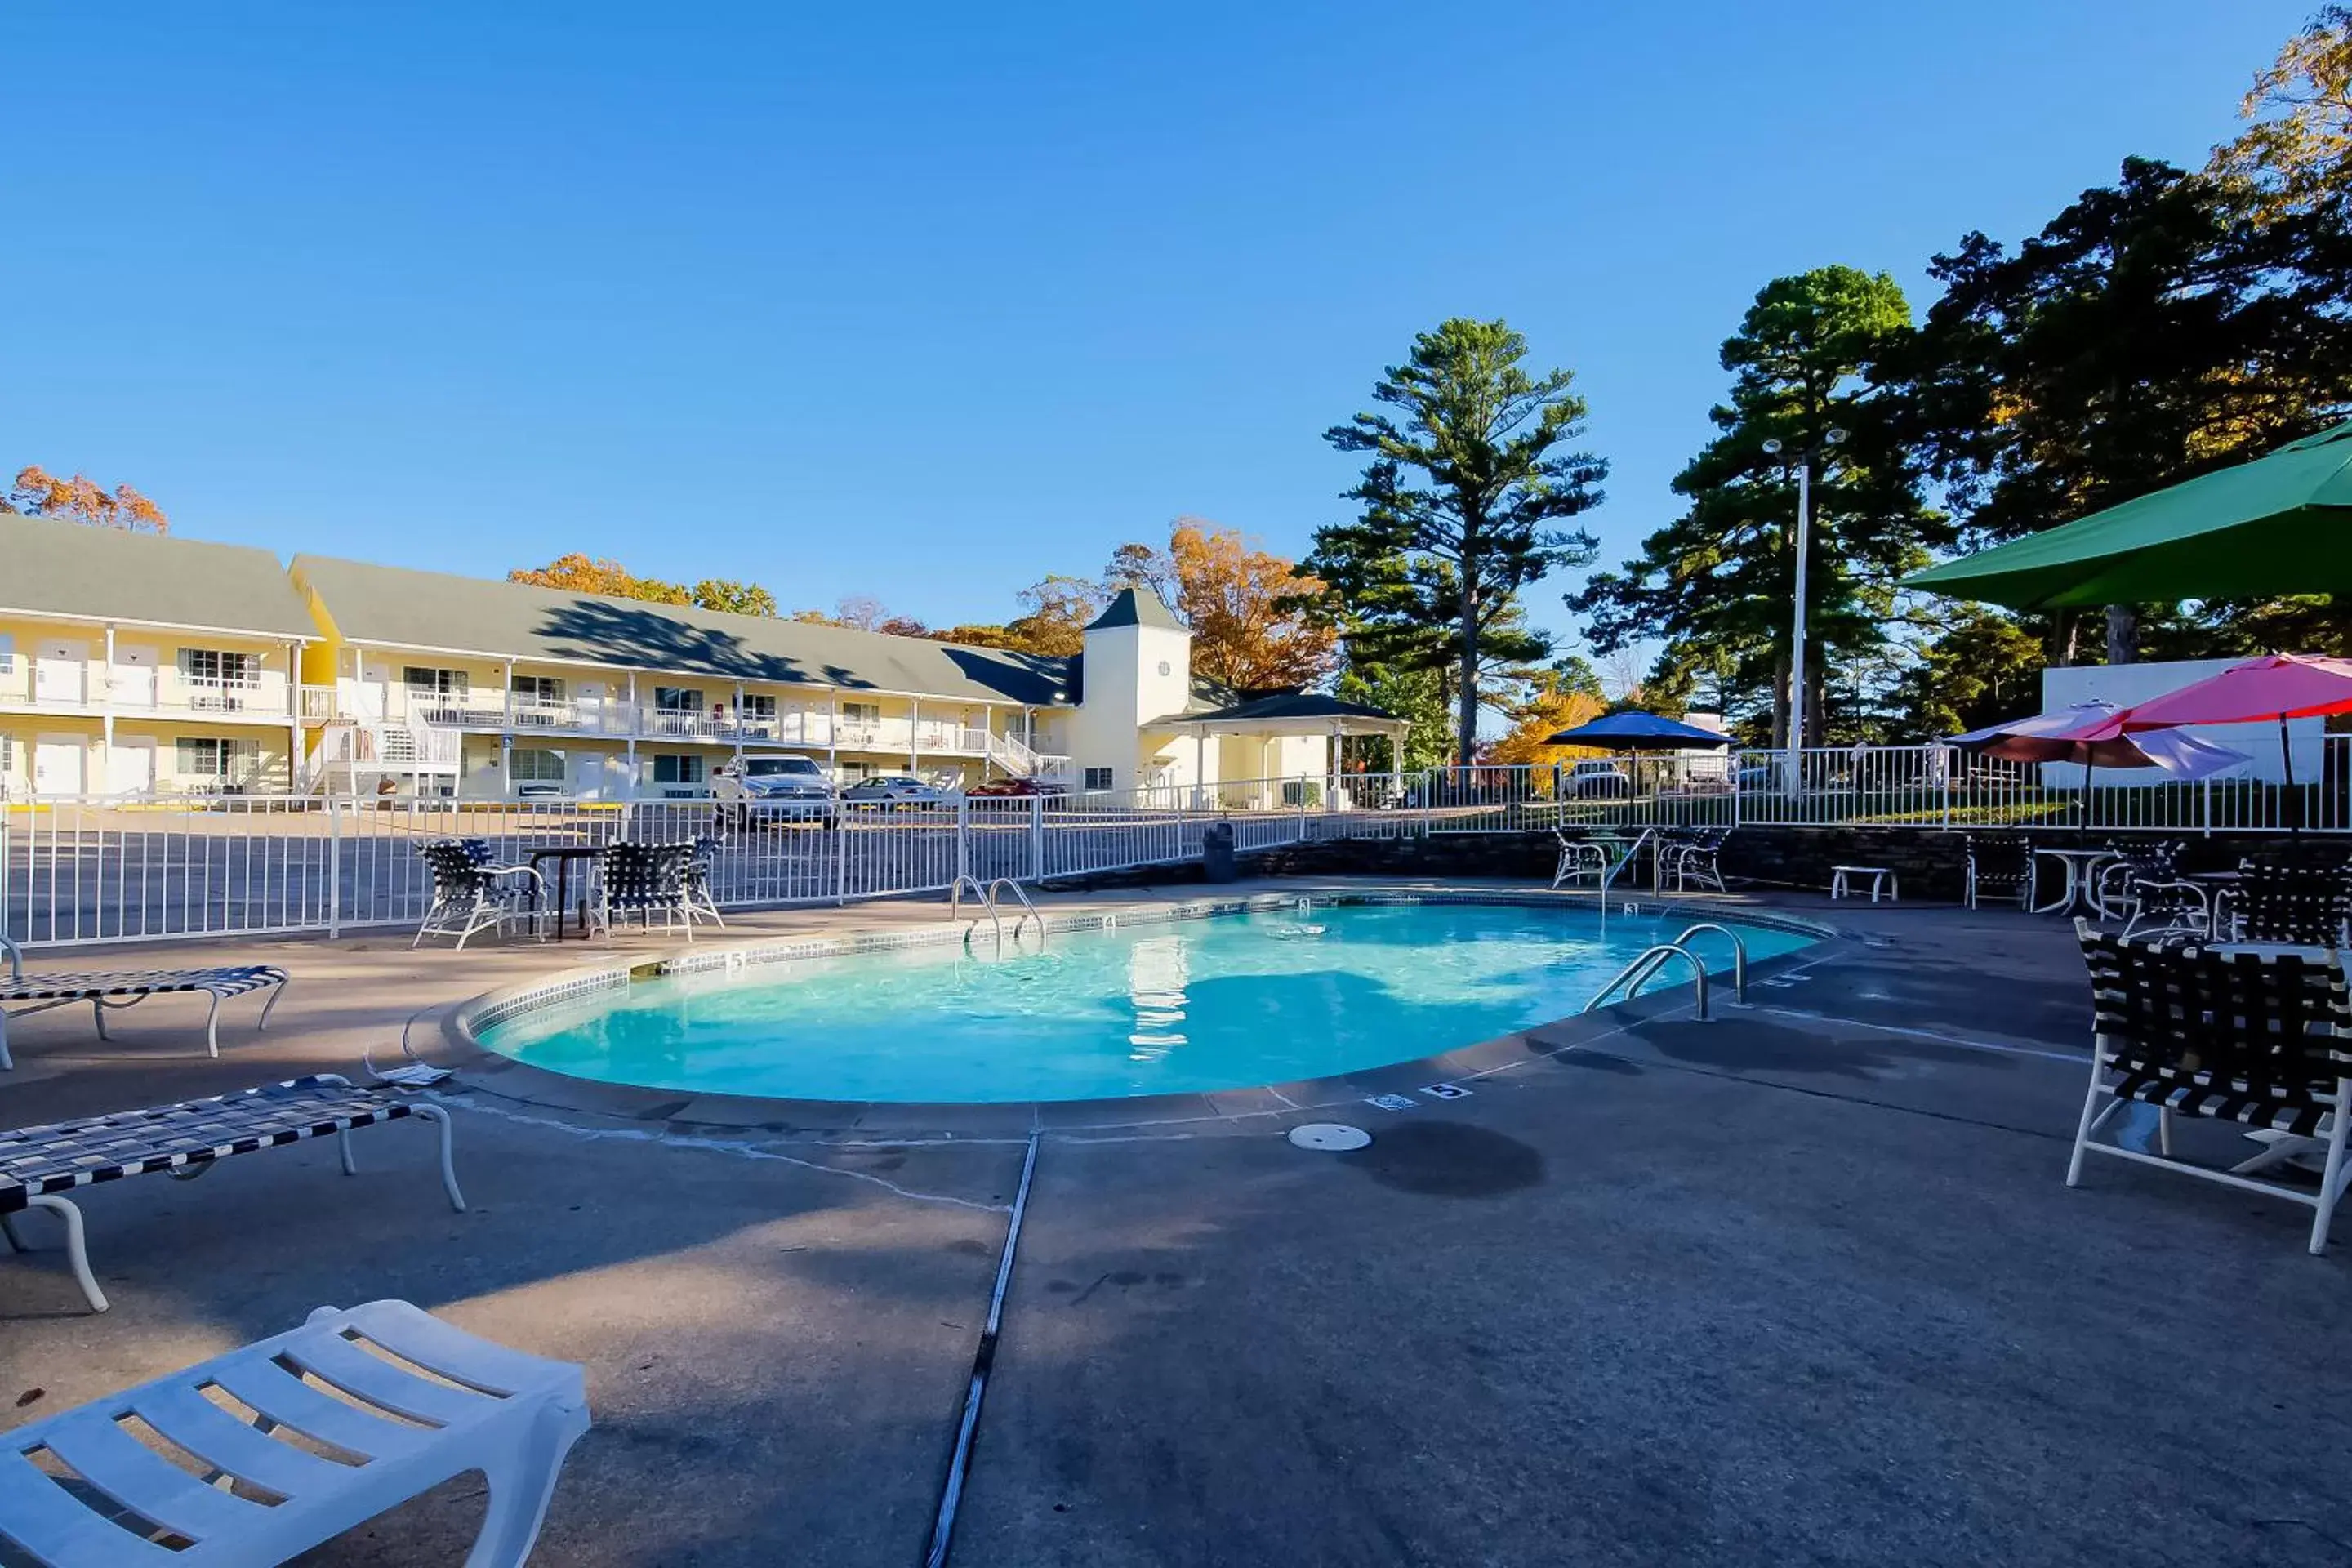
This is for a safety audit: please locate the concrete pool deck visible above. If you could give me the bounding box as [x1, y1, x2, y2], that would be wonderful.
[2, 879, 2349, 1566]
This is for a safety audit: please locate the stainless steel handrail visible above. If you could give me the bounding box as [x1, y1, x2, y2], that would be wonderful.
[1665, 922, 1747, 1003]
[1583, 941, 1710, 1021]
[983, 877, 1045, 943]
[947, 875, 1004, 950]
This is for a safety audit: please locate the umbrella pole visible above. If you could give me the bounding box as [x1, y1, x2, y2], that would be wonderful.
[2282, 713, 2300, 836]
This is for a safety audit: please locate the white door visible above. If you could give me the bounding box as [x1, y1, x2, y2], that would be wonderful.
[114, 644, 159, 708]
[363, 662, 394, 721]
[34, 640, 87, 705]
[33, 736, 86, 795]
[107, 734, 157, 794]
[575, 681, 605, 732]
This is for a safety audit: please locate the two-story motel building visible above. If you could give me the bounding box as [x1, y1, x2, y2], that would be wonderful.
[1, 514, 1401, 801]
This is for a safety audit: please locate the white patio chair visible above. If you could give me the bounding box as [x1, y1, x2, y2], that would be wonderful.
[2067, 921, 2351, 1255]
[413, 840, 546, 951]
[1549, 829, 1612, 891]
[0, 1298, 588, 1566]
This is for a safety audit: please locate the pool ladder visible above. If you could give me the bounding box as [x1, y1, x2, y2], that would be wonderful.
[948, 875, 1045, 950]
[1581, 922, 1748, 1022]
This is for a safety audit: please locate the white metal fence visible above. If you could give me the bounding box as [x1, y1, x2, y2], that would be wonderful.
[7, 745, 2345, 948]
[1417, 742, 2352, 836]
[0, 777, 1391, 949]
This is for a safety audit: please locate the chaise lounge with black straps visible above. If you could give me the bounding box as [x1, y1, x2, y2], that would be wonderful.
[0, 934, 288, 1069]
[1, 1073, 463, 1312]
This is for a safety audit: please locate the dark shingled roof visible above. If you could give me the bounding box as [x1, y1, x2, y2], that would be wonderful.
[0, 512, 318, 639]
[1084, 586, 1186, 632]
[292, 554, 1076, 706]
[1160, 691, 1402, 726]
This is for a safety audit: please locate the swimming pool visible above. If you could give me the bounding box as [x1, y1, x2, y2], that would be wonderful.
[475, 899, 1820, 1104]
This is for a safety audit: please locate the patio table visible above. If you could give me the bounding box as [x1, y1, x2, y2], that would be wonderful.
[2032, 847, 2118, 917]
[528, 845, 604, 941]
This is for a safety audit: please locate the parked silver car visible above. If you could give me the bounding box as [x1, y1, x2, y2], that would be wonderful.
[839, 774, 949, 811]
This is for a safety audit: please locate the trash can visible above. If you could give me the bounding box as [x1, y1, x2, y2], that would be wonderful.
[1201, 820, 1237, 883]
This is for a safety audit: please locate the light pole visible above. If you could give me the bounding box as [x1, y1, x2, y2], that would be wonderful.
[1761, 429, 1845, 793]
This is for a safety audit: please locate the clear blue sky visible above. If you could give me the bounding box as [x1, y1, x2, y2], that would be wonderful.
[1, 1, 2311, 653]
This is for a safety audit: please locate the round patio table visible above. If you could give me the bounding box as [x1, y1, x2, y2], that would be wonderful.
[2032, 847, 2118, 917]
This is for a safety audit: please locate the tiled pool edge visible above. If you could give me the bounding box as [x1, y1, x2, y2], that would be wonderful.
[443, 888, 1844, 1136]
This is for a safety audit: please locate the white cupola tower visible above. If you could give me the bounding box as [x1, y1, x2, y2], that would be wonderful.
[1068, 587, 1191, 792]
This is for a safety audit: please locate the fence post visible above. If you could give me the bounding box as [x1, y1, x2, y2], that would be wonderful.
[955, 792, 969, 884]
[326, 795, 343, 938]
[1028, 795, 1045, 880]
[1941, 749, 1952, 831]
[831, 801, 849, 905]
[2203, 776, 2212, 837]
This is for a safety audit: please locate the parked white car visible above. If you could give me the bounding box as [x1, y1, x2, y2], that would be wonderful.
[717, 755, 835, 825]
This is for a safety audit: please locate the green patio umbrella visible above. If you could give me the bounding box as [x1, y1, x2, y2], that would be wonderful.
[1903, 421, 2352, 608]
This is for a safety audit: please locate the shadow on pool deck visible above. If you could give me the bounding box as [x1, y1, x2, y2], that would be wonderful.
[2, 884, 2349, 1566]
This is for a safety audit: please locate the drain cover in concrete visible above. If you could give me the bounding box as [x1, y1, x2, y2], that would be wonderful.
[1289, 1123, 1372, 1152]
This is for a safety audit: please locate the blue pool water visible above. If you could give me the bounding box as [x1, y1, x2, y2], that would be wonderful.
[479, 902, 1819, 1103]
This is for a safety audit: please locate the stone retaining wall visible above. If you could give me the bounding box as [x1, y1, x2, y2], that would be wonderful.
[1037, 826, 2318, 902]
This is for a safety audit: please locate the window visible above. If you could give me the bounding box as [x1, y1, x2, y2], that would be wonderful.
[652, 754, 706, 786]
[1083, 767, 1115, 791]
[652, 686, 704, 713]
[175, 737, 259, 782]
[840, 702, 882, 732]
[739, 693, 777, 721]
[180, 648, 259, 686]
[510, 748, 566, 783]
[511, 675, 564, 706]
[403, 667, 469, 697]
[180, 648, 260, 710]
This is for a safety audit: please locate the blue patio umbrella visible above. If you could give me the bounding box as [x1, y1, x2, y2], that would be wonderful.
[1544, 711, 1733, 751]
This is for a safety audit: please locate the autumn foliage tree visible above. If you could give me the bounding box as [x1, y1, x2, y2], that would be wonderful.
[1107, 519, 1337, 691]
[4, 466, 168, 531]
[1482, 675, 1606, 767]
[508, 554, 778, 616]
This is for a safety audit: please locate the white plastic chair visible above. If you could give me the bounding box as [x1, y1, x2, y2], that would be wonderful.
[0, 1298, 589, 1566]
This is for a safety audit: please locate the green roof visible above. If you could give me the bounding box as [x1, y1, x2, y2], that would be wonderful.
[1085, 586, 1186, 631]
[291, 554, 1075, 706]
[0, 512, 317, 639]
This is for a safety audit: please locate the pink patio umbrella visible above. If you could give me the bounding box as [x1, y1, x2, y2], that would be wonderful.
[2102, 653, 2352, 826]
[1949, 701, 2248, 835]
[1952, 701, 2248, 773]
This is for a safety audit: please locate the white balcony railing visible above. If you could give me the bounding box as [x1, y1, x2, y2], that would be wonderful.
[0, 655, 299, 719]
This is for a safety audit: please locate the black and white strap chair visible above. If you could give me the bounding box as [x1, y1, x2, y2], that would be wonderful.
[2068, 922, 2350, 1254]
[2222, 860, 2352, 948]
[591, 841, 699, 942]
[1549, 829, 1613, 891]
[0, 934, 287, 1067]
[1963, 834, 2034, 910]
[1, 1074, 463, 1312]
[412, 840, 546, 951]
[1660, 826, 1731, 893]
[685, 835, 727, 929]
[2091, 839, 2178, 920]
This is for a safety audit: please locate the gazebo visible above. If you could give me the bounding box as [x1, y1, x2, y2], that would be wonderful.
[1153, 692, 1410, 807]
